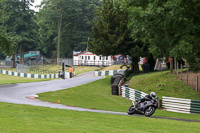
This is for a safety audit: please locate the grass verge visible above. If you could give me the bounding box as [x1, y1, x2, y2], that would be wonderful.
[38, 77, 131, 112]
[74, 66, 99, 75]
[129, 71, 200, 100]
[0, 102, 199, 133]
[38, 77, 200, 121]
[0, 74, 49, 85]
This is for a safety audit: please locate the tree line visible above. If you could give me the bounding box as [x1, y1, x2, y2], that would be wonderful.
[0, 0, 199, 72]
[89, 0, 200, 72]
[0, 0, 101, 67]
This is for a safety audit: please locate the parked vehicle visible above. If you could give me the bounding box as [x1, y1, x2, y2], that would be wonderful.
[128, 97, 158, 117]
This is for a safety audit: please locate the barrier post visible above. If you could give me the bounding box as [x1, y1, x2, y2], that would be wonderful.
[177, 61, 179, 74]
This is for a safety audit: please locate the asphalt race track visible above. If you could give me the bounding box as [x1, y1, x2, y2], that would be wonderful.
[0, 71, 199, 122]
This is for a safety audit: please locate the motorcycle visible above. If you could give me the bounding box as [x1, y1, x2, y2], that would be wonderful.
[128, 98, 158, 117]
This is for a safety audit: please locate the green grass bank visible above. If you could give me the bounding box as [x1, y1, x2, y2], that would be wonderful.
[0, 102, 199, 133]
[129, 71, 200, 100]
[38, 75, 200, 121]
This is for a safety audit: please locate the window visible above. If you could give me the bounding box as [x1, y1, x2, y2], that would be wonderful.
[85, 56, 87, 60]
[106, 56, 108, 60]
[88, 56, 90, 60]
[99, 56, 101, 60]
[94, 56, 96, 60]
[82, 56, 83, 60]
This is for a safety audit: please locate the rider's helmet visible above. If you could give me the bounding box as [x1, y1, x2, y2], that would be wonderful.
[150, 92, 156, 98]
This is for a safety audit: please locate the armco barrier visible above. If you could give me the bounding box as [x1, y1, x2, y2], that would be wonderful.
[121, 86, 147, 101]
[121, 86, 200, 114]
[0, 69, 72, 79]
[94, 70, 121, 77]
[162, 96, 200, 114]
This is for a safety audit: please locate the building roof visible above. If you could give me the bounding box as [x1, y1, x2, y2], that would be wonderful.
[73, 51, 96, 56]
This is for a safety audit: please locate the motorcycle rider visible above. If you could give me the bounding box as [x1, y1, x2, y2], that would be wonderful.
[136, 92, 157, 105]
[128, 92, 158, 116]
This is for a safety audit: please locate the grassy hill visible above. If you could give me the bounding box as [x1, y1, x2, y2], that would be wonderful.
[129, 71, 200, 100]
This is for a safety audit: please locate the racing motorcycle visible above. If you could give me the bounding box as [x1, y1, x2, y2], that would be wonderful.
[127, 98, 158, 117]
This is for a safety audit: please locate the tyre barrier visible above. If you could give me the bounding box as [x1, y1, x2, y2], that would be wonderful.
[110, 72, 125, 95]
[162, 96, 200, 114]
[0, 69, 73, 79]
[121, 86, 147, 101]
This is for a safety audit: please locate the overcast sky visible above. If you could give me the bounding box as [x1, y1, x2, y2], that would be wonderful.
[30, 0, 42, 12]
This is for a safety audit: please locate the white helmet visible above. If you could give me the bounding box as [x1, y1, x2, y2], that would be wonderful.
[150, 92, 156, 98]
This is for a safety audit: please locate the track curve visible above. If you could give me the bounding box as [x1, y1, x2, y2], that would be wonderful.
[0, 71, 199, 122]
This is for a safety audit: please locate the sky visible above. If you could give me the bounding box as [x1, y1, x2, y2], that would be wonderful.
[30, 0, 43, 12]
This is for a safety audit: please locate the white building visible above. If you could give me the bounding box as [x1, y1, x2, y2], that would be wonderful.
[73, 51, 113, 66]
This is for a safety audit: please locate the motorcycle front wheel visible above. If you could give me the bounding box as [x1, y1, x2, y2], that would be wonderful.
[128, 105, 135, 115]
[144, 106, 155, 117]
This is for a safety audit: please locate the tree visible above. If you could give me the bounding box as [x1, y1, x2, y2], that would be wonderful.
[0, 51, 6, 60]
[35, 0, 58, 58]
[1, 0, 38, 66]
[36, 0, 101, 59]
[0, 0, 12, 60]
[90, 0, 148, 73]
[0, 35, 11, 55]
[125, 0, 200, 72]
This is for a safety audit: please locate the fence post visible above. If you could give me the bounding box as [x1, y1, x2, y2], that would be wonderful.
[174, 59, 176, 73]
[160, 63, 162, 72]
[180, 63, 183, 80]
[187, 70, 189, 84]
[196, 75, 199, 92]
[177, 61, 179, 74]
[192, 77, 193, 88]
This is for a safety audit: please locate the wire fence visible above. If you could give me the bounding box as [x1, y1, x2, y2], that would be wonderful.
[16, 63, 62, 74]
[57, 58, 73, 66]
[0, 60, 5, 66]
[14, 58, 73, 74]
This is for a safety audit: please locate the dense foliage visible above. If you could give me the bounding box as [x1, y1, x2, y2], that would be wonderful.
[90, 0, 149, 73]
[0, 0, 37, 65]
[0, 0, 101, 60]
[123, 0, 200, 72]
[0, 0, 199, 71]
[0, 0, 10, 55]
[90, 0, 200, 72]
[36, 0, 101, 58]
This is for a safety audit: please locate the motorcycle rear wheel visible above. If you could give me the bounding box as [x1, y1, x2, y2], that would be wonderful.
[144, 106, 155, 117]
[128, 105, 135, 115]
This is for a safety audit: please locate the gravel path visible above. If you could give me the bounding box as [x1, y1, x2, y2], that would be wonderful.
[0, 71, 199, 122]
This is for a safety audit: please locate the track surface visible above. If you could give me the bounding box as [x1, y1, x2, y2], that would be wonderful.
[0, 71, 199, 122]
